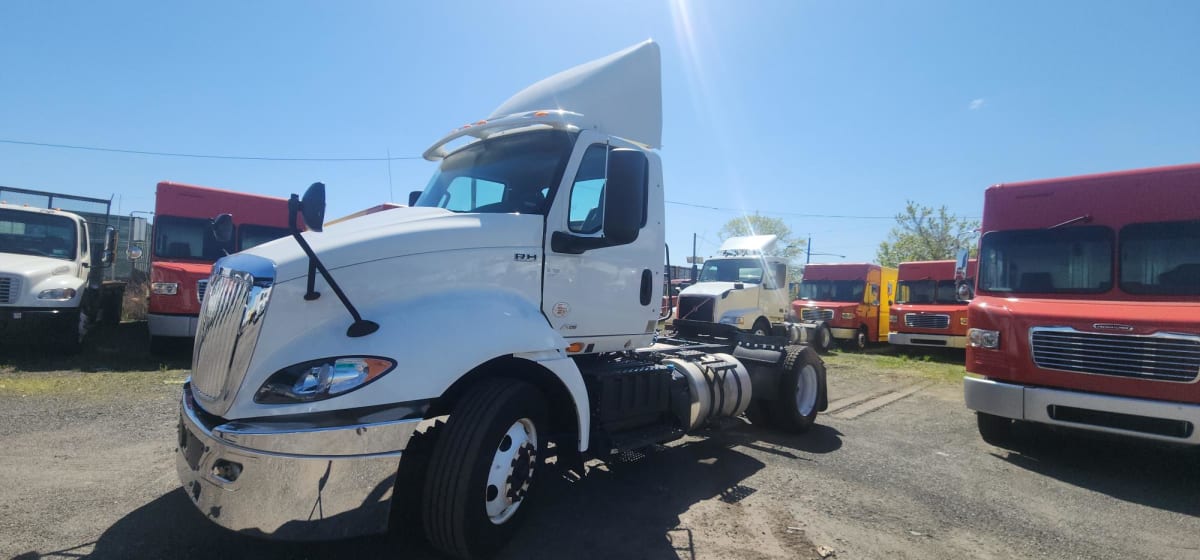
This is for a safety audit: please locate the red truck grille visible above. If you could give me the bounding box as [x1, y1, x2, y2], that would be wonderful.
[905, 313, 950, 329]
[1031, 327, 1200, 383]
[801, 308, 834, 321]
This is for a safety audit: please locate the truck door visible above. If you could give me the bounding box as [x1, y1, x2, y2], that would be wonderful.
[541, 132, 664, 353]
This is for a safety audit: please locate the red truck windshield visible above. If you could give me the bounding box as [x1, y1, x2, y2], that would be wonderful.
[896, 279, 961, 304]
[979, 220, 1200, 296]
[154, 217, 290, 260]
[799, 280, 864, 303]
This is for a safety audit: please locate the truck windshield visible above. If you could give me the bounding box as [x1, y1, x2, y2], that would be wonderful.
[1120, 219, 1200, 296]
[154, 216, 231, 261]
[0, 209, 77, 261]
[799, 280, 864, 303]
[698, 259, 764, 283]
[415, 130, 576, 215]
[978, 225, 1112, 294]
[238, 224, 290, 252]
[897, 279, 963, 304]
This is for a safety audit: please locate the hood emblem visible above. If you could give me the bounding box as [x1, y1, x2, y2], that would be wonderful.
[1092, 323, 1134, 332]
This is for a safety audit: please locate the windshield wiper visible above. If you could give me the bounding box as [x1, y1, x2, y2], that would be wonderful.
[1050, 214, 1092, 229]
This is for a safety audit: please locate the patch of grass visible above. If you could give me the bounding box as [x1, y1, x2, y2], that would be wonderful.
[0, 368, 187, 399]
[822, 348, 967, 384]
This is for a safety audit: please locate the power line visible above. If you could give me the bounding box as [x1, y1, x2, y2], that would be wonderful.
[0, 138, 426, 162]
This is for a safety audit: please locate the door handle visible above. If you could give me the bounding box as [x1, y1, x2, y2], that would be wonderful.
[639, 269, 652, 305]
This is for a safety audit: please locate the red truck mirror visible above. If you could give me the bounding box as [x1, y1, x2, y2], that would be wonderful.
[211, 214, 234, 243]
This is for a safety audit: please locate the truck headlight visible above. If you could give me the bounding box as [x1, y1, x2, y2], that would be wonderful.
[889, 314, 897, 323]
[151, 282, 179, 295]
[841, 312, 854, 320]
[38, 288, 77, 300]
[968, 328, 1000, 349]
[255, 356, 396, 404]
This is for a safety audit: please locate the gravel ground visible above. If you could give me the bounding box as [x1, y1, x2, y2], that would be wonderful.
[2, 348, 1199, 560]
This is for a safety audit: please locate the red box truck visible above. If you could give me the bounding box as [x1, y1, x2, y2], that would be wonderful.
[148, 182, 292, 350]
[888, 259, 977, 349]
[963, 164, 1200, 445]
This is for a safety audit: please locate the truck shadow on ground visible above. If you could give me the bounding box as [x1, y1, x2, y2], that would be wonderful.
[990, 424, 1200, 516]
[77, 429, 839, 560]
[0, 321, 189, 372]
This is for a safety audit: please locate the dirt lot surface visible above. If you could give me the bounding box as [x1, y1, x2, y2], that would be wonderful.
[3, 333, 1200, 559]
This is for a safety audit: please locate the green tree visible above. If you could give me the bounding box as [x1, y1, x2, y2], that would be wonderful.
[717, 214, 805, 281]
[876, 201, 979, 267]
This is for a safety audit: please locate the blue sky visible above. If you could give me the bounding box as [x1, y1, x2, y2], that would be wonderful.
[2, 1, 1197, 265]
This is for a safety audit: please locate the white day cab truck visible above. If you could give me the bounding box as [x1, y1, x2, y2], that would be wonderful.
[673, 234, 792, 337]
[0, 191, 122, 352]
[176, 41, 829, 558]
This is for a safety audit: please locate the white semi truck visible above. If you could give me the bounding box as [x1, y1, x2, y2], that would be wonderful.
[176, 41, 827, 559]
[673, 234, 792, 337]
[0, 193, 121, 352]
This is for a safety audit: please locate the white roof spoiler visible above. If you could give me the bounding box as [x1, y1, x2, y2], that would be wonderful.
[718, 235, 778, 255]
[424, 40, 662, 161]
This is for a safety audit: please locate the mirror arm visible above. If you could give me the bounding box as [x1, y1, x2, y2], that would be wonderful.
[288, 192, 378, 338]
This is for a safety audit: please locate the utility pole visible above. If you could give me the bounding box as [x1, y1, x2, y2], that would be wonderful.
[806, 235, 812, 264]
[691, 233, 698, 281]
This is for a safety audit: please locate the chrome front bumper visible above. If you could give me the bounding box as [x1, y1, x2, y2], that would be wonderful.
[888, 332, 966, 349]
[176, 384, 421, 540]
[149, 313, 199, 337]
[964, 376, 1200, 445]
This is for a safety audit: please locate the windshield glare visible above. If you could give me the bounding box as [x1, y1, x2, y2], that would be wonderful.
[698, 258, 765, 283]
[415, 130, 576, 215]
[0, 209, 77, 261]
[799, 279, 864, 303]
[979, 226, 1113, 294]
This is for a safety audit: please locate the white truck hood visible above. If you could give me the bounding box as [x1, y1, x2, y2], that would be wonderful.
[0, 253, 76, 277]
[681, 281, 759, 298]
[240, 207, 544, 283]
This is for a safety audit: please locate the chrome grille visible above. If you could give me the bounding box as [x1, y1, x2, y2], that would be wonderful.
[802, 308, 834, 321]
[1031, 327, 1200, 382]
[905, 313, 950, 329]
[197, 279, 208, 304]
[0, 276, 17, 304]
[190, 255, 275, 415]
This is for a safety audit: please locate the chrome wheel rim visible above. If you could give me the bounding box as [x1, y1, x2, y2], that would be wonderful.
[795, 364, 818, 416]
[485, 418, 537, 524]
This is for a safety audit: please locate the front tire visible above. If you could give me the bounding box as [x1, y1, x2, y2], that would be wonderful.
[976, 412, 1015, 446]
[423, 379, 548, 559]
[841, 326, 868, 352]
[811, 322, 834, 354]
[769, 346, 824, 433]
[61, 310, 86, 355]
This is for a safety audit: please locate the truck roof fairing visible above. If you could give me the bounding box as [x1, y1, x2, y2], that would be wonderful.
[718, 234, 778, 255]
[424, 40, 662, 161]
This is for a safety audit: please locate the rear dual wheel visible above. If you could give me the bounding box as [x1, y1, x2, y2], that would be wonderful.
[423, 379, 548, 559]
[747, 346, 824, 433]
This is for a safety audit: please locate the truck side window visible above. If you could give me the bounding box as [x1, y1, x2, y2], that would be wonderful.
[569, 144, 608, 234]
[441, 177, 505, 212]
[869, 283, 880, 306]
[79, 221, 88, 257]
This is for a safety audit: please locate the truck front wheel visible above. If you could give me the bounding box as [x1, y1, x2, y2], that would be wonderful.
[976, 412, 1015, 446]
[423, 379, 548, 559]
[768, 346, 824, 433]
[750, 318, 771, 336]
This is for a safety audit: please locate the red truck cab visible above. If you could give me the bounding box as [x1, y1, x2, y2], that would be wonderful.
[794, 263, 897, 351]
[888, 259, 977, 349]
[148, 182, 292, 348]
[964, 164, 1200, 446]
